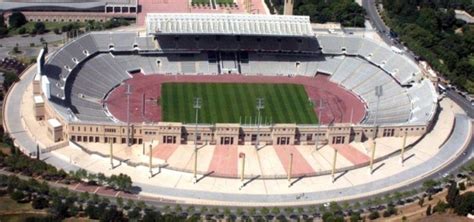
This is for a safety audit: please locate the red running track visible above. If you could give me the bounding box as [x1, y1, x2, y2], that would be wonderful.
[273, 145, 315, 176]
[207, 145, 238, 177]
[105, 74, 366, 124]
[331, 144, 370, 165]
[151, 144, 179, 161]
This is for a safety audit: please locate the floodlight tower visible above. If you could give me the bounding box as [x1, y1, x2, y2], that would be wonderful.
[193, 97, 202, 184]
[255, 98, 264, 149]
[314, 99, 324, 150]
[125, 84, 132, 147]
[373, 85, 383, 138]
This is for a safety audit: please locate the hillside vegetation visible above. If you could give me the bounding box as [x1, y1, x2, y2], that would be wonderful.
[382, 0, 474, 93]
[266, 0, 365, 27]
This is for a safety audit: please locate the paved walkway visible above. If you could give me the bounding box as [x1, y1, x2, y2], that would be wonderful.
[208, 145, 238, 177]
[331, 144, 370, 165]
[151, 144, 179, 161]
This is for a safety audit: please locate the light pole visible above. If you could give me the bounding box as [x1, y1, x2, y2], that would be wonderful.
[288, 153, 293, 187]
[36, 144, 40, 160]
[255, 98, 264, 149]
[332, 149, 337, 183]
[314, 99, 324, 150]
[401, 131, 407, 166]
[125, 84, 132, 147]
[369, 140, 377, 174]
[193, 97, 201, 184]
[149, 143, 153, 177]
[373, 85, 383, 139]
[109, 138, 113, 169]
[239, 152, 245, 189]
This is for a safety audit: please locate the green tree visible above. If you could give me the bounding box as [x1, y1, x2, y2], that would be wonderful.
[433, 200, 448, 213]
[33, 22, 46, 34]
[422, 179, 439, 191]
[8, 12, 27, 28]
[418, 196, 425, 207]
[454, 192, 474, 216]
[446, 181, 460, 207]
[284, 207, 293, 214]
[350, 212, 361, 222]
[329, 201, 342, 213]
[368, 211, 380, 220]
[142, 208, 162, 222]
[0, 26, 8, 37]
[236, 208, 244, 216]
[127, 206, 141, 220]
[10, 190, 25, 202]
[248, 207, 256, 216]
[271, 207, 280, 215]
[18, 27, 26, 35]
[32, 196, 49, 209]
[101, 205, 124, 222]
[116, 196, 123, 208]
[260, 207, 269, 215]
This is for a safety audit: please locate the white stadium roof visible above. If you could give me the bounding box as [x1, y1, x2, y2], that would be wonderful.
[146, 13, 313, 37]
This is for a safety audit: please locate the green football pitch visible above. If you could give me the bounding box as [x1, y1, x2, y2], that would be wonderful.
[160, 83, 318, 124]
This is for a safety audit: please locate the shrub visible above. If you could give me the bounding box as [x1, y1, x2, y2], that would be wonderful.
[368, 211, 380, 220]
[32, 196, 49, 209]
[18, 27, 26, 35]
[33, 22, 46, 34]
[433, 200, 448, 213]
[10, 190, 25, 202]
[459, 182, 466, 191]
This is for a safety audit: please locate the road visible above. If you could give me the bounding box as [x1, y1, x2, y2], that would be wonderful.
[446, 89, 474, 118]
[362, 0, 418, 60]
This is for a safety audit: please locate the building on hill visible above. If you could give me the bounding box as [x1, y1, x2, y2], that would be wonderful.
[0, 0, 137, 23]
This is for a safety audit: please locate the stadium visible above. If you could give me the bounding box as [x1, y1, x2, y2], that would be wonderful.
[6, 7, 474, 207]
[3, 0, 474, 211]
[35, 13, 437, 150]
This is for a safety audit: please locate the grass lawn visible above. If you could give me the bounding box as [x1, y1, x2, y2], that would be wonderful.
[0, 196, 34, 212]
[161, 83, 318, 124]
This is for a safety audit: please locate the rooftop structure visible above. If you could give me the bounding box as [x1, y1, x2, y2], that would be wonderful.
[146, 13, 313, 37]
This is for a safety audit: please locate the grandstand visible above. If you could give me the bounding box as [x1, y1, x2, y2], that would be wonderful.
[37, 13, 438, 146]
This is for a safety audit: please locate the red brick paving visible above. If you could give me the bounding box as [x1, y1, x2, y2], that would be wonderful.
[105, 74, 366, 125]
[75, 183, 99, 193]
[331, 144, 370, 165]
[151, 143, 179, 161]
[273, 145, 315, 176]
[119, 191, 139, 199]
[96, 186, 119, 197]
[207, 145, 238, 177]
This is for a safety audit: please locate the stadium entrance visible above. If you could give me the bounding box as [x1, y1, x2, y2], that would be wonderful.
[220, 137, 234, 145]
[163, 136, 177, 144]
[277, 137, 290, 145]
